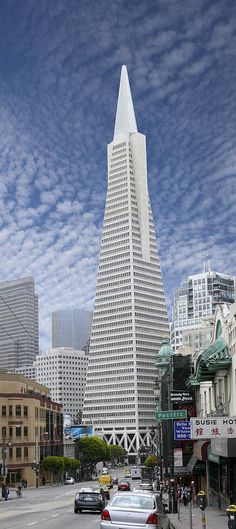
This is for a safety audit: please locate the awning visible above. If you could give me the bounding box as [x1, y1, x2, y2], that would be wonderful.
[187, 336, 231, 386]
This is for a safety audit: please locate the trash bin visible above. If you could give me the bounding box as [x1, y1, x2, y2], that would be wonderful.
[197, 490, 207, 511]
[226, 505, 236, 529]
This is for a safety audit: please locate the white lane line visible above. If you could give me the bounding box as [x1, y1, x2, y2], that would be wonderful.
[51, 514, 59, 517]
[55, 494, 65, 499]
[27, 523, 38, 526]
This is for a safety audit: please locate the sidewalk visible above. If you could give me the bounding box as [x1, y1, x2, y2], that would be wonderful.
[168, 504, 228, 529]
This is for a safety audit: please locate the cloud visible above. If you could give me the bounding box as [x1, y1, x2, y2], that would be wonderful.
[0, 0, 235, 349]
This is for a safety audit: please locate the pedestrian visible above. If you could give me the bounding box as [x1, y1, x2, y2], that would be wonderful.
[25, 479, 28, 488]
[183, 493, 188, 508]
[4, 486, 9, 501]
[42, 476, 45, 486]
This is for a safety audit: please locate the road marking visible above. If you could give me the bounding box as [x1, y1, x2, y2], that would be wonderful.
[27, 523, 38, 526]
[51, 514, 59, 517]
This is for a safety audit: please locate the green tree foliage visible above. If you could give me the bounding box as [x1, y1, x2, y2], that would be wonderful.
[76, 436, 108, 466]
[108, 444, 126, 462]
[42, 456, 65, 484]
[63, 457, 80, 471]
[144, 455, 158, 468]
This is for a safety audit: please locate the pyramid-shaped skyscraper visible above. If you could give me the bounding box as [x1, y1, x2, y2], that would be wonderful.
[83, 66, 169, 458]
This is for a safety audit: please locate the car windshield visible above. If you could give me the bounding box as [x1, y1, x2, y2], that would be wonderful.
[79, 492, 100, 500]
[111, 494, 155, 509]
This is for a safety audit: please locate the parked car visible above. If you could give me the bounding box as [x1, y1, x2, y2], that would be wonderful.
[74, 487, 105, 514]
[100, 491, 169, 529]
[64, 477, 75, 485]
[117, 480, 131, 491]
[112, 476, 118, 485]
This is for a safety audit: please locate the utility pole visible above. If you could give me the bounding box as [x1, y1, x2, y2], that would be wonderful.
[2, 430, 6, 485]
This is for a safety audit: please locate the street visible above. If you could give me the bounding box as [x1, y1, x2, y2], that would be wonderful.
[0, 479, 106, 529]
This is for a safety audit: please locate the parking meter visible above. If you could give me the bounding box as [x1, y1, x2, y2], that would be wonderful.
[197, 490, 207, 511]
[226, 505, 236, 529]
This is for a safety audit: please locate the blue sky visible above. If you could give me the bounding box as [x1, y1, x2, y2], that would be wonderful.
[0, 0, 236, 350]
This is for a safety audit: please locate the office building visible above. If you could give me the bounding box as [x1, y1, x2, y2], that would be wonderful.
[171, 270, 235, 351]
[52, 308, 92, 351]
[83, 66, 169, 458]
[0, 277, 39, 370]
[36, 348, 88, 423]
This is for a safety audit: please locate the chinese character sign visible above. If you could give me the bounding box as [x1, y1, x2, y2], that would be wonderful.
[190, 417, 236, 439]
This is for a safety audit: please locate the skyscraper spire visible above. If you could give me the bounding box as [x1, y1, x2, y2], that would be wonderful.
[83, 66, 169, 461]
[114, 65, 138, 139]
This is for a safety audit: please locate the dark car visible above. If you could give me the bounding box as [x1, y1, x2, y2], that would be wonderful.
[74, 487, 105, 513]
[117, 480, 131, 491]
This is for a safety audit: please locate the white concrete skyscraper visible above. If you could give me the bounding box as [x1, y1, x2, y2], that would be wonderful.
[83, 66, 169, 458]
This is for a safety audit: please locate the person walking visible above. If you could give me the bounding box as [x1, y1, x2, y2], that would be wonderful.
[183, 492, 188, 508]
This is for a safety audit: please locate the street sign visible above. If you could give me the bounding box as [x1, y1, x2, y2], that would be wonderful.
[174, 421, 191, 440]
[190, 417, 236, 439]
[155, 410, 187, 420]
[170, 390, 193, 403]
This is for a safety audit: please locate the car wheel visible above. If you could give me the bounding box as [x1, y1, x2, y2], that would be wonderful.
[78, 509, 82, 513]
[74, 508, 78, 514]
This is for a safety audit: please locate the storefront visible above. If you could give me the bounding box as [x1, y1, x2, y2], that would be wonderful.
[209, 438, 236, 508]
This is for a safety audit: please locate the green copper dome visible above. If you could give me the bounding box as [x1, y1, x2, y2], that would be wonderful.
[158, 338, 174, 358]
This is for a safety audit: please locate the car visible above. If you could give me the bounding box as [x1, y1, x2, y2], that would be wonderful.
[117, 480, 131, 491]
[138, 479, 153, 491]
[112, 476, 118, 485]
[74, 487, 105, 514]
[64, 477, 75, 485]
[124, 468, 131, 478]
[100, 491, 169, 528]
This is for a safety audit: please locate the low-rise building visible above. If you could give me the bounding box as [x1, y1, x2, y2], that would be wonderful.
[0, 371, 63, 487]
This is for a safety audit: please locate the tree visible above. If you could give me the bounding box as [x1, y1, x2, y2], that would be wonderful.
[108, 444, 126, 463]
[42, 456, 64, 484]
[144, 455, 158, 468]
[63, 457, 80, 473]
[75, 436, 109, 478]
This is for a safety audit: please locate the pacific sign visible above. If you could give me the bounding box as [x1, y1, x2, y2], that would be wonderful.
[190, 417, 236, 439]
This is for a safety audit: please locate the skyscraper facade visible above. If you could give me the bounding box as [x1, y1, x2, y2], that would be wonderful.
[83, 66, 169, 457]
[36, 348, 88, 423]
[171, 270, 235, 351]
[52, 307, 93, 351]
[0, 277, 39, 370]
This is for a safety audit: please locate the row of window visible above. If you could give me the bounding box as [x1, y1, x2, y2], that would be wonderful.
[2, 425, 29, 437]
[1, 405, 28, 417]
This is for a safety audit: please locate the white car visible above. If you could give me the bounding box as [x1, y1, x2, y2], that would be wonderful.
[64, 477, 75, 485]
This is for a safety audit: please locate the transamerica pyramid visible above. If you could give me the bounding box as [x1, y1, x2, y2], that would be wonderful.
[83, 66, 169, 459]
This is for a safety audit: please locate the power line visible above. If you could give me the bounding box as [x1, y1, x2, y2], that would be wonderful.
[0, 293, 38, 347]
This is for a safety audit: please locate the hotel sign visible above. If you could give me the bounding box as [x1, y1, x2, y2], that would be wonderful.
[190, 417, 236, 439]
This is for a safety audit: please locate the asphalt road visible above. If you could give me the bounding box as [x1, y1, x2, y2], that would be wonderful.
[0, 469, 126, 529]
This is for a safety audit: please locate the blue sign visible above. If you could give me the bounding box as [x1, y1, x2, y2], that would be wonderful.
[174, 421, 191, 440]
[64, 425, 94, 440]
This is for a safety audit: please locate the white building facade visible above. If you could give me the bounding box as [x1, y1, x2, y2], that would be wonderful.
[83, 66, 169, 458]
[171, 270, 235, 352]
[17, 348, 88, 423]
